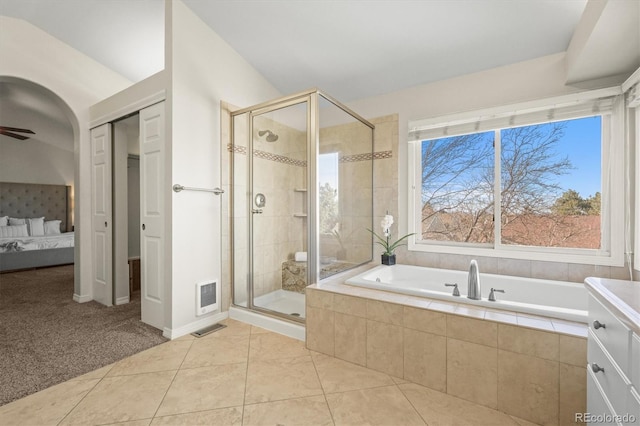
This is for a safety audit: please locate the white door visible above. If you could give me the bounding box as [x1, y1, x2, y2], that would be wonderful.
[90, 123, 113, 306]
[140, 102, 165, 329]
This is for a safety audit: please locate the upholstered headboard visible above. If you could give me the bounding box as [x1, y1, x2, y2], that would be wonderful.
[0, 182, 71, 232]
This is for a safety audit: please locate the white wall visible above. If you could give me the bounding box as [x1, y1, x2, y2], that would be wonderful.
[167, 0, 281, 336]
[345, 52, 588, 237]
[0, 17, 132, 298]
[0, 137, 74, 185]
[344, 53, 636, 280]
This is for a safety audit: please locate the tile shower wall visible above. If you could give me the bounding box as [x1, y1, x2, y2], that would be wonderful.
[319, 121, 374, 264]
[247, 116, 307, 298]
[306, 288, 587, 426]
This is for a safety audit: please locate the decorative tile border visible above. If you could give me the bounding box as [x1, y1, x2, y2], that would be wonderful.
[254, 150, 307, 167]
[228, 144, 392, 167]
[340, 151, 393, 163]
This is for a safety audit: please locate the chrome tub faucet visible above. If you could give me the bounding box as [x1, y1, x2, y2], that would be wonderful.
[467, 259, 481, 300]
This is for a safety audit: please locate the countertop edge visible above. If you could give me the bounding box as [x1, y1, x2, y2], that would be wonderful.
[584, 276, 640, 336]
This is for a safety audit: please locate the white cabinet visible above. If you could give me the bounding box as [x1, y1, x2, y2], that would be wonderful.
[587, 293, 639, 425]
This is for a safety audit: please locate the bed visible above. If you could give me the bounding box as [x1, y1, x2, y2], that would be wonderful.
[0, 182, 74, 272]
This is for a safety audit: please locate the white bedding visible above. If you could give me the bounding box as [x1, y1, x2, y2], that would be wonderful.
[0, 232, 74, 253]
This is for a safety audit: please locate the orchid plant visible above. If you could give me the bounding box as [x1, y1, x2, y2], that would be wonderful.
[368, 214, 415, 255]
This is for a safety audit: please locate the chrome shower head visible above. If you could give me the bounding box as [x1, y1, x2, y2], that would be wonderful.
[258, 129, 278, 142]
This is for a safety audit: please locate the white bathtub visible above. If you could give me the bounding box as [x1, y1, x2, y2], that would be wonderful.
[345, 264, 588, 323]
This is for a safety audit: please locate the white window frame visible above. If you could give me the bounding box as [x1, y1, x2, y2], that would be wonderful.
[407, 88, 625, 266]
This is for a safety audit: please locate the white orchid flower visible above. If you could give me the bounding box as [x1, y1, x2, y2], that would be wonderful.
[381, 215, 394, 237]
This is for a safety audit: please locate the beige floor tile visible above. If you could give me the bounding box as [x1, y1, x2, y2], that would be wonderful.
[150, 406, 243, 425]
[207, 319, 251, 338]
[69, 363, 114, 381]
[249, 330, 310, 360]
[155, 363, 246, 417]
[242, 395, 333, 426]
[60, 371, 176, 425]
[313, 352, 394, 394]
[399, 382, 519, 426]
[326, 385, 425, 426]
[391, 376, 411, 385]
[244, 355, 323, 404]
[106, 340, 193, 377]
[104, 420, 152, 425]
[250, 325, 270, 334]
[173, 334, 196, 341]
[0, 379, 99, 426]
[510, 415, 541, 426]
[181, 334, 249, 369]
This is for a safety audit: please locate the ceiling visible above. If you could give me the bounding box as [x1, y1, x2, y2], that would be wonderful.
[0, 0, 638, 138]
[0, 0, 597, 103]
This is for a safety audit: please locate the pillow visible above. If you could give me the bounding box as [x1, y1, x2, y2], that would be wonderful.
[0, 224, 29, 238]
[44, 220, 62, 235]
[9, 217, 25, 226]
[0, 216, 7, 226]
[27, 217, 45, 236]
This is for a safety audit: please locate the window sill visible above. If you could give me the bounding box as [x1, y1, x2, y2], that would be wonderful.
[408, 241, 624, 267]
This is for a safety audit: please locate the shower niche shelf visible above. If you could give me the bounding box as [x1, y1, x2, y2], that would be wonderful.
[294, 188, 307, 217]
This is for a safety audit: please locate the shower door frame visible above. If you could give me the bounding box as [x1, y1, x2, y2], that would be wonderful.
[230, 88, 374, 324]
[231, 91, 318, 324]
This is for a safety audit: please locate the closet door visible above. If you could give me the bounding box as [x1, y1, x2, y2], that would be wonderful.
[140, 102, 166, 330]
[90, 123, 113, 306]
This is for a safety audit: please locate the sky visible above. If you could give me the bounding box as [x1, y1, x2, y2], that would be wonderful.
[551, 115, 601, 198]
[420, 115, 602, 201]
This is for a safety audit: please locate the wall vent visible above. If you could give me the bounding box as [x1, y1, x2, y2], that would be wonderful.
[196, 281, 218, 315]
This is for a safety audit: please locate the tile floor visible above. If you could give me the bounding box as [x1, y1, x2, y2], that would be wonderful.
[0, 319, 539, 426]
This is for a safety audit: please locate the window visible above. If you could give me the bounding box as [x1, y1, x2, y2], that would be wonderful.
[319, 152, 339, 234]
[408, 91, 624, 265]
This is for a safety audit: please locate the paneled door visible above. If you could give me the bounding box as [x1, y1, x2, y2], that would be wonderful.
[139, 102, 165, 330]
[90, 123, 113, 306]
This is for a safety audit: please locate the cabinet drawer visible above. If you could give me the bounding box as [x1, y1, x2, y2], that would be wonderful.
[628, 388, 640, 423]
[588, 329, 631, 417]
[632, 333, 640, 387]
[587, 368, 617, 425]
[589, 294, 632, 375]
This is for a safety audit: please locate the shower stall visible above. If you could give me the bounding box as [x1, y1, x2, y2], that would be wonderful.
[230, 89, 374, 325]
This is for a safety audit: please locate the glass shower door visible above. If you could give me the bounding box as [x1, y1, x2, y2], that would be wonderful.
[249, 100, 308, 319]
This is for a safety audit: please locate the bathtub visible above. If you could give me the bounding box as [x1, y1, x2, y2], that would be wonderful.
[345, 264, 588, 323]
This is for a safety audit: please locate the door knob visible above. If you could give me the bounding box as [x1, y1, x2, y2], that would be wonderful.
[142, 224, 146, 230]
[105, 221, 107, 227]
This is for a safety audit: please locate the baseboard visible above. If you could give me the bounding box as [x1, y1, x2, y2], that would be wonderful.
[115, 296, 130, 305]
[162, 311, 229, 340]
[73, 293, 92, 303]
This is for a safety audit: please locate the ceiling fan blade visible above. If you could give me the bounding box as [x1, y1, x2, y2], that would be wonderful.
[0, 126, 35, 134]
[0, 129, 30, 140]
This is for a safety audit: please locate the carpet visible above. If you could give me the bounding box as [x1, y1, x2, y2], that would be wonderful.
[0, 265, 167, 406]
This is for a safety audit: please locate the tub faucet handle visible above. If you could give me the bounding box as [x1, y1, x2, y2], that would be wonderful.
[445, 283, 460, 297]
[488, 288, 505, 302]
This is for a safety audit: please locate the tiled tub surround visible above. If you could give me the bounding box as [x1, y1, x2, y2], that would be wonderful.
[306, 275, 588, 426]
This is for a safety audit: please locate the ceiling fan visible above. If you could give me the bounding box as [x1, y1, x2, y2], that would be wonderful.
[0, 126, 36, 140]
